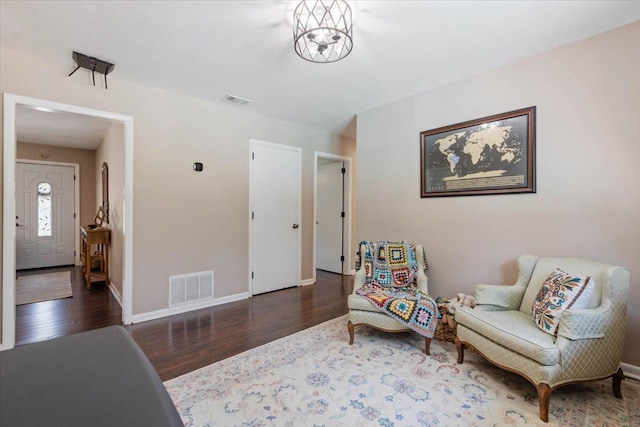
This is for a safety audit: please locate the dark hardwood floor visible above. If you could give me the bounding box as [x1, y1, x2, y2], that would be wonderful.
[15, 265, 121, 346]
[16, 268, 351, 381]
[129, 270, 352, 381]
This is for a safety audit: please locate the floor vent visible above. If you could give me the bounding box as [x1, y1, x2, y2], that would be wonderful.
[169, 270, 214, 307]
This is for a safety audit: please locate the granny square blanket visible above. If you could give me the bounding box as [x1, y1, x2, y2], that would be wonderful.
[355, 241, 438, 338]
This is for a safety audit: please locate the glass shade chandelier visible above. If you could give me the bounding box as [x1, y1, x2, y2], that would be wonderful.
[293, 0, 353, 63]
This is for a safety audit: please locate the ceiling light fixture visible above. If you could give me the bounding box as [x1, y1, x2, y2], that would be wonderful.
[22, 105, 58, 113]
[293, 0, 353, 63]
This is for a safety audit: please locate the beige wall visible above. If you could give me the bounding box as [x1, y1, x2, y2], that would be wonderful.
[16, 142, 96, 245]
[1, 47, 354, 318]
[95, 123, 125, 295]
[356, 22, 640, 365]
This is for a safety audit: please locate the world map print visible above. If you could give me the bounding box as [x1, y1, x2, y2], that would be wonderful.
[423, 112, 531, 194]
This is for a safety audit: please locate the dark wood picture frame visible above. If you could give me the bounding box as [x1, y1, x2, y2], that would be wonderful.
[101, 162, 109, 224]
[420, 106, 536, 198]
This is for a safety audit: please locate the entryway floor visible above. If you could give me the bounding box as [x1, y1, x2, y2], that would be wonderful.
[15, 265, 121, 346]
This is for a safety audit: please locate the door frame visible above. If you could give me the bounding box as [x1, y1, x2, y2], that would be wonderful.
[2, 93, 135, 350]
[15, 159, 81, 268]
[248, 139, 302, 296]
[312, 151, 353, 282]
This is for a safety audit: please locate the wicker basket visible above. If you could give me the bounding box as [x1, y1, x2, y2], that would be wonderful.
[434, 304, 457, 342]
[91, 251, 102, 271]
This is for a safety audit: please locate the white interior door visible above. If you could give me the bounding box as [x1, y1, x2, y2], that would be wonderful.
[250, 141, 301, 295]
[16, 162, 75, 270]
[317, 161, 343, 273]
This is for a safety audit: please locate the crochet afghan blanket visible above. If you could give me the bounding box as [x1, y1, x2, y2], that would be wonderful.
[355, 241, 438, 339]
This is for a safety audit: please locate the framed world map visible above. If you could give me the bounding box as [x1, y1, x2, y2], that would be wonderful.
[420, 106, 536, 197]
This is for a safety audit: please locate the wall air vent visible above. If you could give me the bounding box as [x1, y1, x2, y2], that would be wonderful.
[169, 270, 214, 307]
[222, 94, 253, 105]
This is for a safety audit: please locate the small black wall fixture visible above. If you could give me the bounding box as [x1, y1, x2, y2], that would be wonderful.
[68, 51, 115, 89]
[193, 162, 204, 172]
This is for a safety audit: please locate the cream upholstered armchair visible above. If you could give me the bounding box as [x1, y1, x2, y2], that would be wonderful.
[347, 243, 432, 354]
[455, 255, 631, 422]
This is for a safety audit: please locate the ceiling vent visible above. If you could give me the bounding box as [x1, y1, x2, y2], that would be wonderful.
[222, 94, 253, 105]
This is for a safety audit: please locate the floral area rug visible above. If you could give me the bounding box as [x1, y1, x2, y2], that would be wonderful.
[165, 315, 640, 426]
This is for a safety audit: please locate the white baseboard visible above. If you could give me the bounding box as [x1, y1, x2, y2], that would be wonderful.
[304, 271, 354, 284]
[131, 292, 249, 324]
[108, 282, 123, 307]
[621, 362, 640, 381]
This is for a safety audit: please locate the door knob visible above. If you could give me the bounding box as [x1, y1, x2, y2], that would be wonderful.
[292, 224, 299, 229]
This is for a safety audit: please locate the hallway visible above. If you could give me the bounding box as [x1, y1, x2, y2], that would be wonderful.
[15, 265, 121, 346]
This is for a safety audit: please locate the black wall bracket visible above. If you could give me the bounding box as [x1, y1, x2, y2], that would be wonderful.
[68, 51, 115, 89]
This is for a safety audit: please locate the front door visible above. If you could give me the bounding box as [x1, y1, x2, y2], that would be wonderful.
[16, 162, 75, 270]
[250, 140, 301, 295]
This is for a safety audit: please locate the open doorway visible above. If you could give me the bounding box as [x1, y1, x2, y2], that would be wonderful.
[0, 94, 133, 350]
[313, 152, 352, 282]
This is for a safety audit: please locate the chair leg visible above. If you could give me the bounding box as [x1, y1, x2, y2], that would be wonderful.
[536, 383, 551, 423]
[613, 368, 624, 399]
[454, 336, 464, 364]
[424, 337, 431, 355]
[347, 320, 355, 345]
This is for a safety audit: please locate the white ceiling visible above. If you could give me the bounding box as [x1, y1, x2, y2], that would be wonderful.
[2, 1, 640, 139]
[16, 106, 113, 150]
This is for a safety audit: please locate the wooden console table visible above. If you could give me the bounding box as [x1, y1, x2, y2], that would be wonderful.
[80, 226, 110, 289]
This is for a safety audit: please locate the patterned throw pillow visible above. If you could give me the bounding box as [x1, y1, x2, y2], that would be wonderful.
[532, 268, 594, 335]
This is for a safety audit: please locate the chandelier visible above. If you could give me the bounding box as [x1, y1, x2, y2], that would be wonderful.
[293, 0, 353, 63]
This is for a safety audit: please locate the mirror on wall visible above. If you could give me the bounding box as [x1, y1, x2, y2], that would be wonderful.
[102, 162, 109, 224]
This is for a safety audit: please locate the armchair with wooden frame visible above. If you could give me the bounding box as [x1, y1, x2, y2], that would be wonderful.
[347, 243, 432, 355]
[455, 255, 630, 422]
